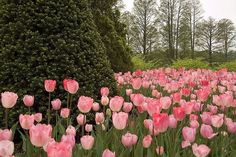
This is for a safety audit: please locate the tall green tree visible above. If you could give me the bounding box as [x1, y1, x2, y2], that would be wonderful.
[90, 0, 133, 72]
[0, 0, 117, 125]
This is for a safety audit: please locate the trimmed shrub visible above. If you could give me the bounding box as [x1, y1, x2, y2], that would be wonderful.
[132, 55, 155, 71]
[172, 58, 210, 69]
[218, 61, 236, 71]
[0, 0, 117, 126]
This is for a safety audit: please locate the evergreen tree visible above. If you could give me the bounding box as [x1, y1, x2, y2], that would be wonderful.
[0, 0, 117, 125]
[90, 0, 133, 72]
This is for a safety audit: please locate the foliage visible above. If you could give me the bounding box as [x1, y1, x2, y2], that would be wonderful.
[218, 61, 236, 71]
[172, 58, 210, 69]
[90, 0, 133, 72]
[131, 55, 155, 70]
[0, 0, 117, 126]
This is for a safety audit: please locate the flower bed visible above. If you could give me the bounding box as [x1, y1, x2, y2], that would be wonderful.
[1, 68, 236, 157]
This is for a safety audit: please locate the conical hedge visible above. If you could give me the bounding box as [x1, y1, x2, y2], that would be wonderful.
[0, 0, 117, 126]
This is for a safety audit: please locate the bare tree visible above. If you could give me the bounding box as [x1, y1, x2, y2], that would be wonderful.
[217, 19, 236, 61]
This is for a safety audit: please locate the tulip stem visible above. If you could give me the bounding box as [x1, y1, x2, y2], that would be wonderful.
[5, 108, 9, 129]
[69, 94, 72, 110]
[28, 107, 31, 114]
[67, 93, 70, 109]
[48, 92, 51, 124]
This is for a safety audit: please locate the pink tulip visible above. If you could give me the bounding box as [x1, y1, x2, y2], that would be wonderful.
[0, 129, 12, 141]
[192, 143, 210, 157]
[51, 99, 61, 110]
[132, 78, 142, 90]
[121, 132, 137, 148]
[156, 146, 164, 155]
[47, 141, 72, 157]
[112, 112, 128, 130]
[29, 124, 52, 147]
[196, 89, 210, 102]
[23, 95, 34, 107]
[95, 112, 105, 125]
[34, 113, 42, 123]
[102, 149, 116, 157]
[126, 89, 133, 96]
[77, 114, 86, 125]
[0, 140, 14, 156]
[109, 96, 124, 112]
[143, 119, 153, 129]
[190, 114, 199, 121]
[123, 102, 133, 113]
[60, 108, 70, 118]
[100, 87, 109, 96]
[142, 135, 152, 148]
[44, 80, 56, 92]
[211, 114, 224, 128]
[153, 113, 169, 133]
[65, 79, 79, 94]
[147, 99, 161, 116]
[80, 135, 95, 150]
[207, 105, 218, 114]
[182, 127, 196, 143]
[182, 102, 194, 114]
[173, 107, 186, 121]
[190, 120, 200, 129]
[19, 114, 34, 130]
[168, 114, 177, 128]
[200, 124, 217, 139]
[200, 112, 212, 125]
[61, 134, 75, 148]
[226, 121, 236, 134]
[130, 93, 145, 106]
[172, 92, 181, 103]
[85, 124, 93, 132]
[181, 88, 191, 96]
[101, 96, 109, 106]
[66, 125, 76, 136]
[92, 102, 100, 111]
[1, 92, 18, 108]
[77, 96, 94, 113]
[160, 96, 172, 110]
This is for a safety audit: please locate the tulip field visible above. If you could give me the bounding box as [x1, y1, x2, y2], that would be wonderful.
[1, 68, 236, 157]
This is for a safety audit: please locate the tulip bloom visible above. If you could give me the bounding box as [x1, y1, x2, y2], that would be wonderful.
[182, 127, 196, 143]
[1, 91, 18, 109]
[51, 99, 61, 110]
[66, 125, 76, 136]
[160, 96, 172, 110]
[34, 113, 42, 123]
[192, 143, 210, 157]
[153, 113, 169, 133]
[47, 141, 72, 157]
[211, 114, 224, 128]
[0, 129, 12, 141]
[95, 112, 105, 125]
[44, 80, 56, 92]
[200, 124, 217, 139]
[60, 108, 70, 118]
[173, 107, 186, 121]
[23, 95, 34, 107]
[63, 79, 79, 94]
[142, 135, 152, 148]
[0, 140, 14, 157]
[19, 114, 35, 130]
[112, 112, 128, 130]
[80, 135, 95, 150]
[77, 96, 94, 113]
[77, 114, 86, 125]
[121, 132, 138, 148]
[102, 149, 116, 157]
[100, 87, 109, 96]
[109, 96, 124, 112]
[29, 124, 52, 147]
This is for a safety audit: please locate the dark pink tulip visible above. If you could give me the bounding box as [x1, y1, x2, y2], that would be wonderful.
[173, 107, 186, 121]
[23, 95, 34, 107]
[44, 80, 56, 92]
[153, 113, 169, 133]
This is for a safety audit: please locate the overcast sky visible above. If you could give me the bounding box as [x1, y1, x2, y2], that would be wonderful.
[122, 0, 236, 25]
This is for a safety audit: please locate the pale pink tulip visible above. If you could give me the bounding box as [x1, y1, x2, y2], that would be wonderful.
[126, 89, 133, 96]
[66, 125, 76, 136]
[101, 96, 109, 106]
[192, 143, 210, 157]
[160, 96, 172, 110]
[77, 114, 86, 125]
[112, 112, 128, 130]
[211, 114, 224, 128]
[121, 132, 137, 148]
[168, 114, 177, 128]
[66, 80, 79, 94]
[60, 108, 70, 118]
[142, 135, 152, 148]
[132, 78, 142, 90]
[200, 124, 217, 139]
[95, 112, 105, 125]
[1, 92, 18, 108]
[92, 102, 100, 111]
[123, 102, 133, 113]
[77, 96, 94, 113]
[61, 134, 75, 148]
[80, 135, 95, 150]
[109, 96, 124, 112]
[182, 127, 196, 143]
[47, 141, 72, 157]
[19, 114, 34, 130]
[34, 113, 42, 123]
[102, 149, 116, 157]
[85, 124, 93, 132]
[29, 124, 52, 147]
[130, 93, 145, 106]
[100, 87, 109, 96]
[156, 146, 164, 155]
[200, 112, 212, 125]
[51, 99, 61, 110]
[0, 140, 14, 156]
[0, 129, 12, 141]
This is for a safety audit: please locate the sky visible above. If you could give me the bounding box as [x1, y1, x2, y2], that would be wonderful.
[122, 0, 236, 25]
